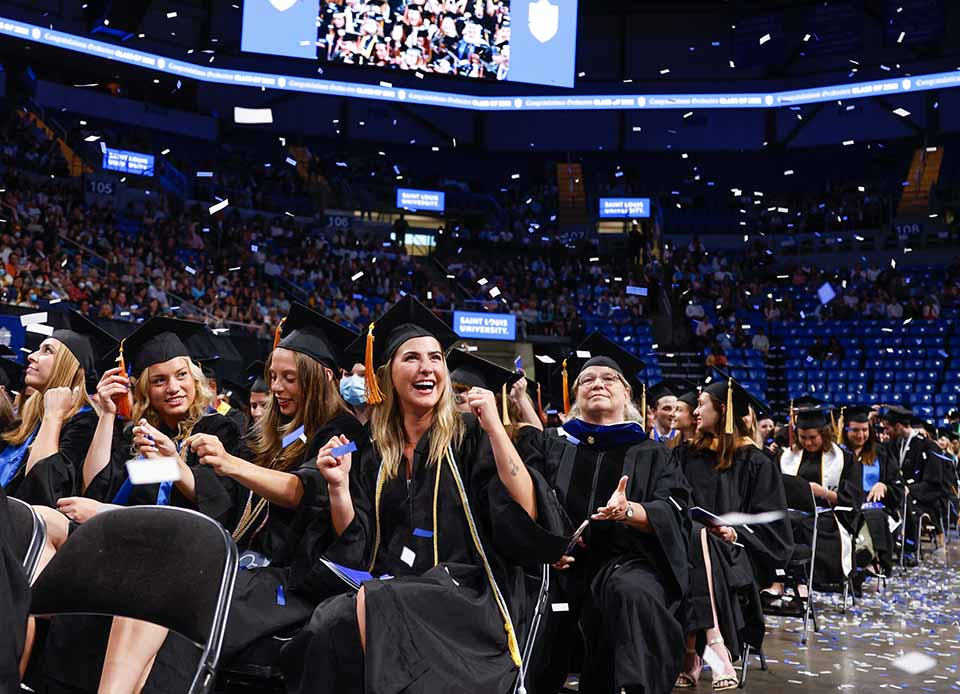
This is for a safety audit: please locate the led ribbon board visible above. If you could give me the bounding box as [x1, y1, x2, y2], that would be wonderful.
[102, 147, 155, 176]
[1, 17, 958, 111]
[396, 188, 445, 212]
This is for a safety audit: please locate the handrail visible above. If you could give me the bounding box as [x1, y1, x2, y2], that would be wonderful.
[57, 233, 109, 268]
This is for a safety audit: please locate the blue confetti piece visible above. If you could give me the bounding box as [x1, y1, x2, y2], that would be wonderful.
[412, 528, 434, 538]
[626, 285, 648, 296]
[331, 441, 358, 457]
[282, 425, 306, 449]
[276, 584, 286, 606]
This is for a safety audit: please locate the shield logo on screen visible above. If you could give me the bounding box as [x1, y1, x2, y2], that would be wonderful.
[528, 0, 559, 44]
[269, 0, 298, 11]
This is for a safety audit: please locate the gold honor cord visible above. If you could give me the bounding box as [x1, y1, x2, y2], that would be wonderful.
[367, 449, 522, 667]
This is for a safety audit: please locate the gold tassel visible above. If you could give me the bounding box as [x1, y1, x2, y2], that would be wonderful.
[536, 382, 546, 424]
[272, 316, 287, 350]
[724, 377, 734, 435]
[501, 383, 510, 427]
[364, 322, 384, 405]
[640, 383, 647, 429]
[835, 407, 845, 441]
[788, 399, 795, 448]
[561, 359, 570, 415]
[505, 621, 522, 667]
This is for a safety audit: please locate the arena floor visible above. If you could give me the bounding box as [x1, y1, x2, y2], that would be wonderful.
[560, 542, 960, 693]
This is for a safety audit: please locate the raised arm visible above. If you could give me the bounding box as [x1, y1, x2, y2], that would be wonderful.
[82, 368, 129, 492]
[25, 387, 79, 474]
[465, 387, 537, 520]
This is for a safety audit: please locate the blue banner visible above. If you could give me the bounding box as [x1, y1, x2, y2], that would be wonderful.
[102, 147, 155, 176]
[509, 0, 579, 88]
[397, 188, 445, 213]
[242, 0, 320, 60]
[599, 198, 651, 218]
[453, 311, 516, 341]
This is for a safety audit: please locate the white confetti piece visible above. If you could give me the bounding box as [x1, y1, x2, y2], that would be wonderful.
[892, 652, 936, 674]
[234, 107, 274, 124]
[209, 198, 229, 214]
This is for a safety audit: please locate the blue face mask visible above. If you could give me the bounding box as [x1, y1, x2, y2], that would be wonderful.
[340, 374, 367, 407]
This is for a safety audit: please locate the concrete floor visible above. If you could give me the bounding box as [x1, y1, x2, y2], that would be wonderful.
[730, 544, 960, 692]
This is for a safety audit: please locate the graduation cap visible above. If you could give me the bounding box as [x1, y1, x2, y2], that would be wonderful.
[194, 354, 221, 383]
[792, 394, 828, 411]
[841, 405, 872, 424]
[447, 349, 523, 426]
[881, 404, 913, 425]
[273, 302, 358, 373]
[0, 356, 25, 393]
[246, 361, 269, 393]
[556, 333, 646, 416]
[115, 317, 207, 377]
[219, 378, 249, 410]
[794, 405, 831, 431]
[659, 378, 698, 410]
[647, 379, 681, 408]
[352, 295, 459, 405]
[941, 428, 959, 442]
[702, 368, 751, 434]
[41, 310, 119, 393]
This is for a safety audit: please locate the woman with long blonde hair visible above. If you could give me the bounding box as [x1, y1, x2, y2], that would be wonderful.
[35, 317, 250, 694]
[94, 304, 363, 694]
[281, 295, 561, 694]
[674, 377, 792, 690]
[0, 310, 115, 508]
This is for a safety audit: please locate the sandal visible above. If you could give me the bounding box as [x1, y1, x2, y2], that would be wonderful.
[706, 638, 739, 691]
[675, 648, 701, 688]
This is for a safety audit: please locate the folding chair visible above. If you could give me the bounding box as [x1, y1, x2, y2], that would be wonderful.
[513, 564, 551, 694]
[29, 506, 239, 694]
[7, 496, 46, 583]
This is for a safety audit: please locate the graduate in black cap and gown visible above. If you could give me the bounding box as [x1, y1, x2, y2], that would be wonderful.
[0, 310, 114, 508]
[647, 380, 679, 443]
[880, 405, 953, 561]
[447, 348, 543, 449]
[30, 317, 248, 694]
[245, 360, 271, 428]
[665, 379, 699, 448]
[196, 357, 249, 434]
[513, 332, 691, 694]
[96, 303, 364, 693]
[0, 351, 26, 429]
[778, 403, 863, 585]
[840, 405, 903, 575]
[673, 374, 792, 690]
[280, 295, 567, 694]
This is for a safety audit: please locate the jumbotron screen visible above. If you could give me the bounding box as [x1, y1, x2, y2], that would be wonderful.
[241, 0, 579, 88]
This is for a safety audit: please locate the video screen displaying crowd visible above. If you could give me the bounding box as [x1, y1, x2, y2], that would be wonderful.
[318, 0, 511, 79]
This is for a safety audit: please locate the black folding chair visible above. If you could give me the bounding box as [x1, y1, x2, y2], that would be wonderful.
[7, 496, 46, 583]
[513, 564, 551, 694]
[29, 506, 238, 694]
[779, 474, 831, 645]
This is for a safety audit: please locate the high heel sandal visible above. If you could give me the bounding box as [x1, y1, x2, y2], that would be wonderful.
[675, 648, 702, 688]
[706, 637, 739, 691]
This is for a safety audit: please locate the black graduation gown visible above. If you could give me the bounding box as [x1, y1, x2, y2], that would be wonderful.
[677, 443, 792, 657]
[0, 485, 30, 692]
[783, 447, 864, 583]
[891, 434, 953, 523]
[33, 412, 247, 694]
[516, 427, 692, 694]
[858, 446, 903, 573]
[4, 408, 97, 508]
[141, 412, 363, 694]
[280, 414, 566, 694]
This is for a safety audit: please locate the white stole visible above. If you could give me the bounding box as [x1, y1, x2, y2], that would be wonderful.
[780, 443, 853, 576]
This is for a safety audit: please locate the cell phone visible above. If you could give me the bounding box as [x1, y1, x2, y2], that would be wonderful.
[564, 519, 590, 556]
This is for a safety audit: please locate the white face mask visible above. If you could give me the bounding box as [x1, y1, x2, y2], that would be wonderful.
[339, 374, 367, 406]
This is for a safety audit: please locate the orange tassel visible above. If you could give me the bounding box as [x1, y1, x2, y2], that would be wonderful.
[536, 383, 546, 424]
[561, 359, 570, 415]
[364, 322, 384, 405]
[114, 340, 132, 420]
[272, 317, 287, 351]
